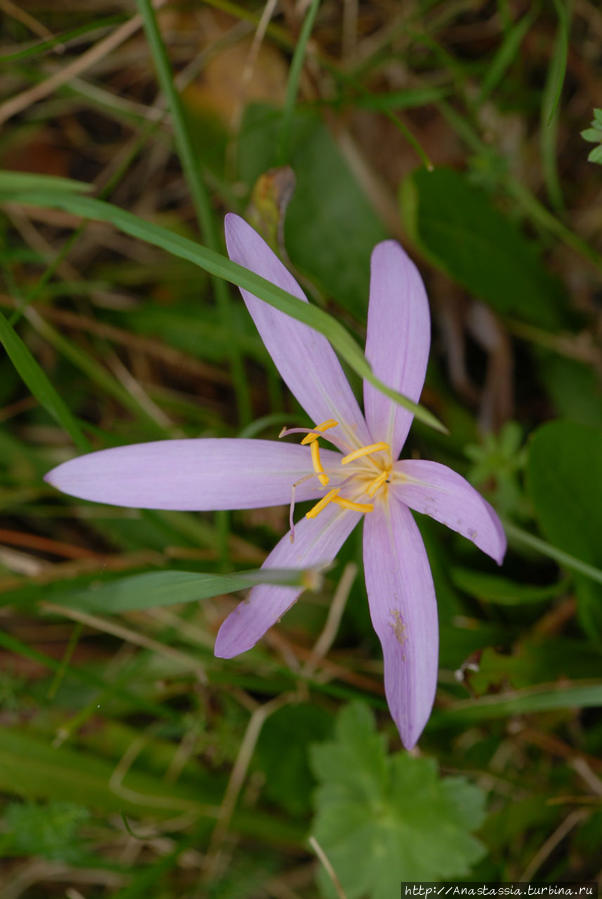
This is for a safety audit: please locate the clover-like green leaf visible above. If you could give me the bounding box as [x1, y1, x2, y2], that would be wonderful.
[310, 703, 486, 898]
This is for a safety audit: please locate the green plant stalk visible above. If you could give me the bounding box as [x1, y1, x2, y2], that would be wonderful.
[278, 0, 322, 163]
[540, 0, 571, 210]
[136, 0, 251, 425]
[503, 519, 602, 585]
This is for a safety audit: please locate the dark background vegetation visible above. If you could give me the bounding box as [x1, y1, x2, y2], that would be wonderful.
[0, 1, 601, 896]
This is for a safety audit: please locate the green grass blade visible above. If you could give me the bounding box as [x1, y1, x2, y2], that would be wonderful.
[0, 181, 446, 432]
[58, 567, 322, 614]
[544, 0, 570, 125]
[477, 5, 538, 104]
[432, 681, 602, 724]
[136, 0, 251, 424]
[540, 0, 571, 208]
[0, 171, 91, 194]
[0, 310, 90, 451]
[279, 0, 322, 163]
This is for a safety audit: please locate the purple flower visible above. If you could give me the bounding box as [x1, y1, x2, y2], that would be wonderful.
[45, 214, 506, 748]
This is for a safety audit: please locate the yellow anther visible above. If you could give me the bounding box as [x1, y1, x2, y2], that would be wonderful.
[301, 419, 338, 445]
[365, 471, 389, 497]
[340, 442, 391, 465]
[333, 496, 374, 513]
[306, 488, 340, 519]
[310, 440, 329, 486]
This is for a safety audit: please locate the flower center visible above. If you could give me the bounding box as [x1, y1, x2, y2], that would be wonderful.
[279, 420, 394, 539]
[299, 421, 393, 520]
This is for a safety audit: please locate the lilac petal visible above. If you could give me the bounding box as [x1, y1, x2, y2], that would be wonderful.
[394, 459, 506, 565]
[363, 498, 438, 749]
[225, 214, 371, 453]
[363, 241, 430, 458]
[45, 439, 341, 510]
[214, 503, 361, 658]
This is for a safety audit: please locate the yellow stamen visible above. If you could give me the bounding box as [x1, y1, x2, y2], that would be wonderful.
[306, 488, 340, 519]
[365, 471, 389, 497]
[340, 442, 391, 465]
[301, 419, 338, 444]
[310, 440, 329, 486]
[332, 496, 374, 513]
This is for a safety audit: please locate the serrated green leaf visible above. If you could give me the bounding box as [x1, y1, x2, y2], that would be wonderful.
[527, 420, 602, 641]
[581, 128, 602, 143]
[587, 144, 602, 165]
[400, 167, 566, 328]
[310, 703, 486, 898]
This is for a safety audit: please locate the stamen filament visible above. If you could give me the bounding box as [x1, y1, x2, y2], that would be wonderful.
[333, 496, 374, 513]
[310, 440, 329, 486]
[288, 472, 316, 542]
[341, 442, 391, 465]
[365, 471, 388, 497]
[306, 488, 340, 519]
[300, 419, 338, 445]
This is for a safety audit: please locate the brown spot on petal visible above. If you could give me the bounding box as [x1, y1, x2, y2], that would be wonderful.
[390, 608, 406, 645]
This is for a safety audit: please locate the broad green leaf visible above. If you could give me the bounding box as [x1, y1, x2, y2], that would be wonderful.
[310, 703, 486, 897]
[450, 567, 567, 605]
[527, 420, 602, 641]
[238, 105, 388, 318]
[0, 311, 89, 451]
[255, 703, 332, 816]
[0, 174, 444, 432]
[465, 641, 602, 694]
[55, 567, 322, 614]
[539, 355, 602, 427]
[400, 166, 566, 328]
